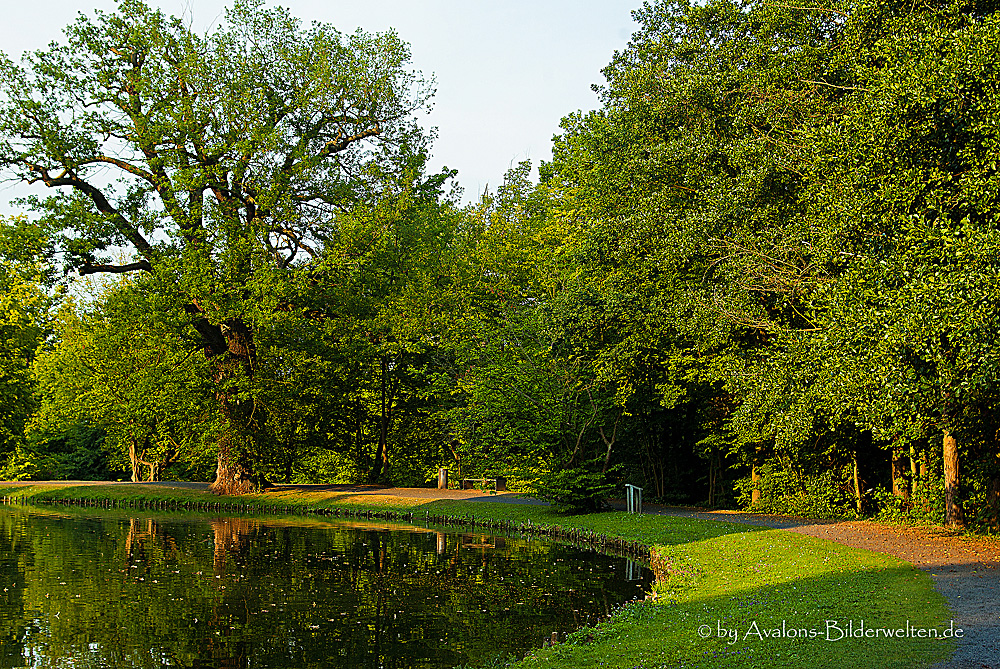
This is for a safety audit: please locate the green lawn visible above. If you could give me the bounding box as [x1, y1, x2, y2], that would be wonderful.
[0, 484, 955, 668]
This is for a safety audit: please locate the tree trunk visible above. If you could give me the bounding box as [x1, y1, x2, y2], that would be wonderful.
[943, 430, 964, 529]
[129, 437, 141, 483]
[984, 475, 1000, 531]
[368, 354, 399, 484]
[852, 452, 863, 515]
[211, 431, 258, 495]
[598, 415, 620, 474]
[892, 450, 909, 500]
[447, 440, 462, 481]
[911, 440, 932, 512]
[190, 312, 266, 496]
[751, 445, 762, 506]
[368, 356, 390, 484]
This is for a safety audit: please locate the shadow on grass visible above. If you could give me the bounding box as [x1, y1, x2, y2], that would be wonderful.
[538, 563, 955, 669]
[0, 489, 959, 668]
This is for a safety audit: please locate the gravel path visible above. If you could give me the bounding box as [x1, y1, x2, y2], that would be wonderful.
[5, 482, 996, 666]
[643, 506, 1000, 669]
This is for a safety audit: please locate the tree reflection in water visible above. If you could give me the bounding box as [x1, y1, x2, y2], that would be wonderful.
[0, 506, 651, 668]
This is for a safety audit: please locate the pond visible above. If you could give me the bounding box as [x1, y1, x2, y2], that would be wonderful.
[0, 505, 653, 668]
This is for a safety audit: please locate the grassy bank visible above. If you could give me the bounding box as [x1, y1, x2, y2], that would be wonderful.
[0, 483, 954, 669]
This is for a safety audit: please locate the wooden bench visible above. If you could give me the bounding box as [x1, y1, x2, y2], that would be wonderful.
[459, 476, 507, 492]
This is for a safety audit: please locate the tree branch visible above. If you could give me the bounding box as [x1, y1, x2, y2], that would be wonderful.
[321, 125, 380, 157]
[800, 79, 869, 92]
[89, 155, 158, 184]
[80, 260, 153, 275]
[25, 163, 154, 257]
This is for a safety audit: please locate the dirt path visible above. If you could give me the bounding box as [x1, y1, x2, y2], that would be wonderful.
[282, 488, 1000, 668]
[5, 482, 997, 666]
[643, 506, 1000, 669]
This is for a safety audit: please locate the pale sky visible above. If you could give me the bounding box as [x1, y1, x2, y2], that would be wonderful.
[0, 1, 641, 211]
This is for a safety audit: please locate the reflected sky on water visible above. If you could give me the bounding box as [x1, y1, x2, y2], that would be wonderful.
[0, 506, 652, 668]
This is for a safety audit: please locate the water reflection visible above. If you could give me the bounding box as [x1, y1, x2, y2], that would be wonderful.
[0, 506, 652, 668]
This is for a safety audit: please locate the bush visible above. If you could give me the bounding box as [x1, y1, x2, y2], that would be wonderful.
[870, 477, 946, 526]
[21, 423, 122, 481]
[527, 459, 621, 512]
[0, 446, 38, 481]
[734, 463, 858, 519]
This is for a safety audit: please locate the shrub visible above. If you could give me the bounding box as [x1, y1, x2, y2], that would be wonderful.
[527, 459, 621, 512]
[870, 477, 946, 526]
[734, 463, 857, 519]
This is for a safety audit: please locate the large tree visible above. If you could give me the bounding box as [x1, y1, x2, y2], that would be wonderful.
[0, 0, 443, 493]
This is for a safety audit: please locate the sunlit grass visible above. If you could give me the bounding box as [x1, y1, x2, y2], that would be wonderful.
[0, 484, 955, 668]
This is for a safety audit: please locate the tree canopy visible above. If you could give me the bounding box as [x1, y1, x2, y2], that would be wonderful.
[0, 0, 451, 493]
[2, 0, 999, 528]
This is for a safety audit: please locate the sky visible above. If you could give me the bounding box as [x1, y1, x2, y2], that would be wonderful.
[0, 1, 642, 210]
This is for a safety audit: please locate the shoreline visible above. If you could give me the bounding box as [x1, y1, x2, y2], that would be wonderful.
[0, 481, 964, 668]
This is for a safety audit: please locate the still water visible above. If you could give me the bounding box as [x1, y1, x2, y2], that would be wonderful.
[0, 505, 652, 668]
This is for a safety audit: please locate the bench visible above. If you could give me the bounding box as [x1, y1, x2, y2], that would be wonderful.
[459, 476, 507, 492]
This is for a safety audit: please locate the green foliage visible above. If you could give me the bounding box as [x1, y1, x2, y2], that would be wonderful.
[0, 216, 59, 471]
[528, 460, 622, 513]
[0, 0, 451, 491]
[19, 423, 117, 481]
[0, 446, 37, 481]
[734, 464, 858, 520]
[0, 0, 998, 529]
[29, 279, 219, 481]
[526, 0, 1000, 525]
[869, 481, 947, 527]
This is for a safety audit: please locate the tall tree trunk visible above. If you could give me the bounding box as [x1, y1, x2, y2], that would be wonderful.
[189, 309, 265, 496]
[368, 355, 394, 484]
[892, 450, 909, 500]
[852, 452, 863, 515]
[943, 430, 964, 529]
[447, 440, 462, 480]
[985, 475, 1000, 532]
[751, 445, 762, 506]
[129, 437, 141, 483]
[911, 440, 932, 512]
[598, 414, 620, 474]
